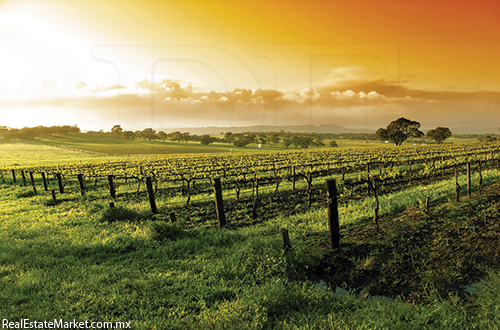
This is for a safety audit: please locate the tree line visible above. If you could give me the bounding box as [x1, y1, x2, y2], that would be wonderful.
[1, 121, 497, 147]
[110, 125, 333, 148]
[0, 125, 81, 140]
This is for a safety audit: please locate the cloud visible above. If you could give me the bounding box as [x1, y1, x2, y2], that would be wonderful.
[2, 74, 500, 130]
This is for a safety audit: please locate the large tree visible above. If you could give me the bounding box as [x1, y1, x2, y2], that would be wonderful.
[140, 128, 157, 141]
[111, 125, 123, 135]
[376, 117, 424, 146]
[426, 127, 452, 144]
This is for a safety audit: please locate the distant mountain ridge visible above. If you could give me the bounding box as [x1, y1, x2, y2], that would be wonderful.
[152, 125, 499, 135]
[155, 124, 373, 135]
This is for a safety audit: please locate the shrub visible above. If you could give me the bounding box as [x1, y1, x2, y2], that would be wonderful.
[98, 206, 141, 223]
[151, 221, 188, 241]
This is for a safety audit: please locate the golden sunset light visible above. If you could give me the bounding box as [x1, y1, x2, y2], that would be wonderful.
[1, 0, 499, 131]
[4, 0, 500, 325]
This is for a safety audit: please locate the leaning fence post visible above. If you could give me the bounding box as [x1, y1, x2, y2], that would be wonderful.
[29, 172, 37, 196]
[41, 172, 48, 191]
[146, 177, 158, 214]
[11, 169, 16, 183]
[21, 170, 26, 186]
[56, 173, 64, 194]
[326, 179, 340, 248]
[213, 178, 226, 228]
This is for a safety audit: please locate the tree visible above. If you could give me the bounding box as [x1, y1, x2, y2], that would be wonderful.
[232, 133, 257, 148]
[426, 127, 452, 144]
[111, 125, 123, 135]
[140, 128, 157, 141]
[313, 135, 325, 147]
[200, 134, 216, 145]
[232, 134, 250, 148]
[156, 131, 168, 141]
[181, 132, 191, 143]
[169, 131, 183, 143]
[256, 134, 268, 146]
[18, 127, 36, 140]
[122, 131, 136, 140]
[223, 132, 234, 143]
[282, 136, 292, 149]
[268, 132, 281, 146]
[0, 126, 8, 138]
[298, 136, 314, 148]
[329, 140, 338, 147]
[481, 134, 496, 143]
[291, 135, 301, 148]
[375, 117, 424, 146]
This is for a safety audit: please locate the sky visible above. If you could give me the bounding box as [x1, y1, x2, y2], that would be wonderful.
[0, 0, 499, 132]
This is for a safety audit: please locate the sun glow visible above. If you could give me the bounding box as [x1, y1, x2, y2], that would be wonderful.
[0, 0, 499, 131]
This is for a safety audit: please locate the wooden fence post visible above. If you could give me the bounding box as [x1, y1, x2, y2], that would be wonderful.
[21, 170, 26, 186]
[455, 165, 460, 202]
[478, 161, 483, 193]
[41, 172, 48, 191]
[146, 177, 158, 214]
[56, 173, 64, 194]
[29, 172, 37, 196]
[280, 228, 292, 251]
[467, 162, 471, 198]
[368, 177, 379, 228]
[11, 169, 16, 183]
[408, 160, 412, 185]
[326, 179, 340, 248]
[108, 175, 116, 200]
[51, 190, 57, 203]
[169, 212, 177, 223]
[77, 174, 85, 196]
[213, 178, 226, 228]
[442, 156, 445, 178]
[366, 163, 371, 195]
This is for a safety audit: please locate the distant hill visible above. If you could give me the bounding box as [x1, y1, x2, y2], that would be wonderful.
[447, 127, 499, 135]
[124, 124, 499, 135]
[155, 124, 374, 135]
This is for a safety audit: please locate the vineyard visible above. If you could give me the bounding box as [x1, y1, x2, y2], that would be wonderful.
[3, 142, 500, 230]
[2, 142, 500, 328]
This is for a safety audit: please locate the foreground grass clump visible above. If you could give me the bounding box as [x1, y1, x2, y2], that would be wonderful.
[98, 206, 142, 223]
[0, 180, 499, 329]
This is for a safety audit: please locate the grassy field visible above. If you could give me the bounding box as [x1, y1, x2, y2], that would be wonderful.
[0, 141, 108, 167]
[1, 142, 499, 328]
[36, 133, 233, 156]
[0, 133, 478, 167]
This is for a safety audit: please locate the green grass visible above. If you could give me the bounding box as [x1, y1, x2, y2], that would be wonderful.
[0, 141, 107, 167]
[0, 133, 476, 167]
[1, 165, 500, 328]
[36, 133, 233, 156]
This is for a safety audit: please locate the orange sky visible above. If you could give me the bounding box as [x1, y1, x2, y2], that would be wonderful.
[0, 0, 499, 131]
